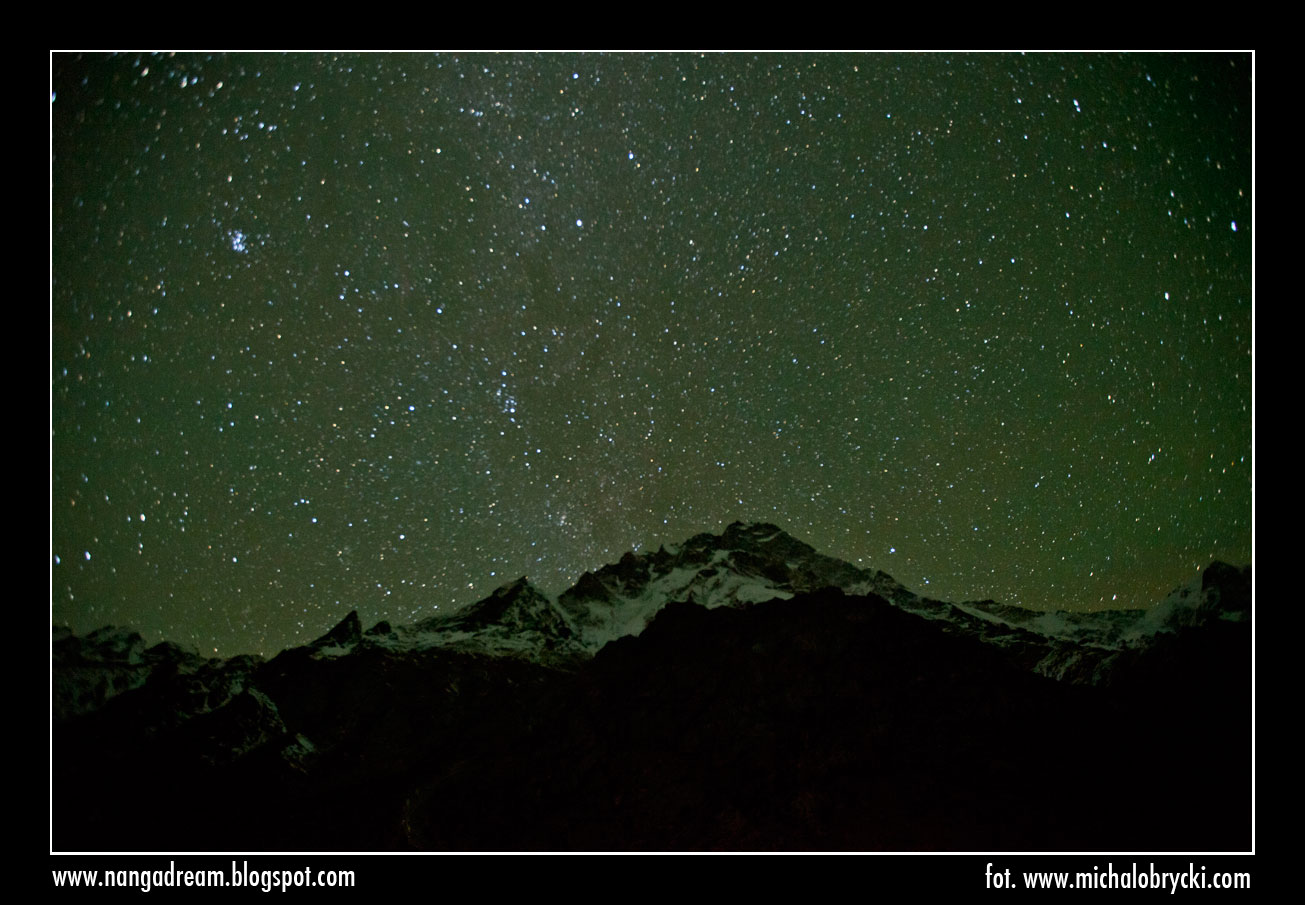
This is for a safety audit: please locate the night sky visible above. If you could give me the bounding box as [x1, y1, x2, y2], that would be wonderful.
[51, 52, 1253, 657]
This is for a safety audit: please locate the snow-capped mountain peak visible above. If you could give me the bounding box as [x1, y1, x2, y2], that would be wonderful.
[281, 522, 1249, 683]
[550, 521, 877, 652]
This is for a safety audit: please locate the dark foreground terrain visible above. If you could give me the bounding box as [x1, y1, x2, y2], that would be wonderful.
[53, 586, 1249, 852]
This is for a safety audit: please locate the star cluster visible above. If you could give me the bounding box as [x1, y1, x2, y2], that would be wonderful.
[52, 53, 1252, 656]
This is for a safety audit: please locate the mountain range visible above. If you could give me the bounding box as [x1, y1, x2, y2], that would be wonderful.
[51, 522, 1251, 851]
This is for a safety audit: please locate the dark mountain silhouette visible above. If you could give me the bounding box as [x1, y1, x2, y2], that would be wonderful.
[51, 523, 1251, 851]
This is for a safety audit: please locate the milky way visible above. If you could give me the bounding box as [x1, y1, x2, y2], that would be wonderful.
[52, 53, 1252, 656]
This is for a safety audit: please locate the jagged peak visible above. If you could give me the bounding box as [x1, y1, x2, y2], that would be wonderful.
[1202, 559, 1250, 589]
[493, 575, 537, 597]
[723, 520, 785, 538]
[311, 609, 362, 648]
[365, 620, 393, 637]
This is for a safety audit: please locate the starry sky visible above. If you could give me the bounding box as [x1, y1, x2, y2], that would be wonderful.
[51, 52, 1253, 657]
